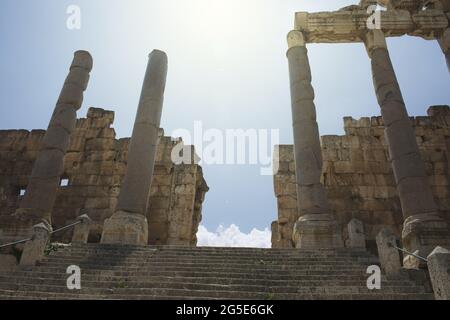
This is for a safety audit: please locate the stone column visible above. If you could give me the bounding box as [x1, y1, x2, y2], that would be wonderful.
[101, 50, 168, 246]
[15, 51, 93, 227]
[438, 28, 450, 72]
[286, 30, 343, 249]
[364, 30, 450, 267]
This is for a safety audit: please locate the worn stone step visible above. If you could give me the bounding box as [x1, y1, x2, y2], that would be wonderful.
[21, 264, 375, 276]
[0, 282, 427, 299]
[45, 253, 376, 263]
[63, 245, 371, 256]
[4, 270, 390, 282]
[0, 289, 214, 300]
[0, 275, 418, 289]
[37, 260, 374, 271]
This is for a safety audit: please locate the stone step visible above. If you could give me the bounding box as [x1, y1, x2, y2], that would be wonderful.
[0, 275, 418, 288]
[62, 248, 372, 257]
[63, 245, 371, 256]
[0, 282, 427, 298]
[0, 286, 431, 301]
[0, 244, 430, 300]
[40, 260, 377, 269]
[23, 264, 376, 276]
[4, 270, 393, 282]
[0, 289, 212, 300]
[70, 244, 368, 252]
[44, 254, 377, 264]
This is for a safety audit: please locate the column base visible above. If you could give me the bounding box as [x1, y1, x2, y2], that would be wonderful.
[101, 211, 148, 246]
[293, 214, 344, 249]
[402, 213, 450, 268]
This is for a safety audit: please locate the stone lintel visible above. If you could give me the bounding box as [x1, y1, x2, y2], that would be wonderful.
[294, 8, 448, 44]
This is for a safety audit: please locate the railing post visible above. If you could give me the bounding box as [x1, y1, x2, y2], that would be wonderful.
[72, 214, 92, 244]
[427, 246, 450, 300]
[20, 222, 52, 266]
[376, 228, 402, 276]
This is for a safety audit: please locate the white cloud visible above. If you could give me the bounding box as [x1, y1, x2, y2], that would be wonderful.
[197, 224, 271, 248]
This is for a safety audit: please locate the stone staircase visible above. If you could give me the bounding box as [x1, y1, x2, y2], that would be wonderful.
[0, 243, 434, 300]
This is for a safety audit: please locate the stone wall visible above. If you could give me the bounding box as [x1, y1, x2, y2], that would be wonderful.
[272, 106, 450, 249]
[0, 107, 208, 246]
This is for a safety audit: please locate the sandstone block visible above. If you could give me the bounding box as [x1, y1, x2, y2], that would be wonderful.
[347, 218, 366, 248]
[101, 211, 148, 246]
[427, 246, 450, 300]
[376, 228, 401, 276]
[20, 222, 52, 266]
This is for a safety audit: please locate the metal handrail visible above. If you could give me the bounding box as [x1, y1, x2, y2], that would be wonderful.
[388, 242, 428, 262]
[0, 220, 82, 249]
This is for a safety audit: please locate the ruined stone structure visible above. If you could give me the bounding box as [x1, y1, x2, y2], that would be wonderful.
[282, 0, 450, 265]
[0, 0, 449, 301]
[273, 106, 450, 250]
[0, 106, 208, 247]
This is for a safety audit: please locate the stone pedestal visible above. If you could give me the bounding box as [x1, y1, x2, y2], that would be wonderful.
[72, 214, 92, 244]
[365, 30, 450, 265]
[347, 218, 366, 249]
[101, 211, 148, 246]
[20, 222, 52, 266]
[293, 214, 343, 249]
[101, 50, 168, 246]
[427, 246, 450, 300]
[16, 51, 93, 226]
[286, 30, 343, 249]
[376, 228, 401, 276]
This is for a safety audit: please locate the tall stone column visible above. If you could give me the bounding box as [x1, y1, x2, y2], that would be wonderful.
[15, 51, 93, 227]
[286, 30, 343, 249]
[101, 50, 168, 246]
[364, 30, 450, 267]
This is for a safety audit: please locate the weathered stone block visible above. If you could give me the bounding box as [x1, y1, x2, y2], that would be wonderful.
[376, 228, 401, 276]
[20, 222, 52, 266]
[347, 218, 366, 248]
[101, 211, 148, 246]
[427, 246, 450, 300]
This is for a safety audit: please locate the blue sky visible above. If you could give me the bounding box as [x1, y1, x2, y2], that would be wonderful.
[1, 0, 449, 235]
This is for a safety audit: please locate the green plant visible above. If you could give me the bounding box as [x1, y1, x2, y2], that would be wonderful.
[44, 243, 66, 256]
[265, 292, 275, 300]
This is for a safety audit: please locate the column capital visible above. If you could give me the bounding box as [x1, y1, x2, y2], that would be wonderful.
[364, 30, 387, 57]
[287, 30, 306, 50]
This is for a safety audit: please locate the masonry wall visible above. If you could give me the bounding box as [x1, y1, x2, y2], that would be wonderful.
[272, 106, 450, 249]
[0, 107, 208, 246]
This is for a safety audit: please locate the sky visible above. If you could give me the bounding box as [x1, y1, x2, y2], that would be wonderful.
[1, 0, 449, 246]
